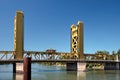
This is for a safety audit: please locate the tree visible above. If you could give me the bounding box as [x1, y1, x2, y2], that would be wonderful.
[117, 49, 120, 55]
[117, 49, 120, 59]
[95, 50, 110, 60]
[111, 50, 116, 60]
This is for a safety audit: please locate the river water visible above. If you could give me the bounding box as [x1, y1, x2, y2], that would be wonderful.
[0, 64, 120, 80]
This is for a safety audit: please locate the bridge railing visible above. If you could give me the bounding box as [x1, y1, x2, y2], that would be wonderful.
[0, 51, 66, 60]
[24, 51, 64, 60]
[0, 51, 14, 60]
[1, 51, 117, 61]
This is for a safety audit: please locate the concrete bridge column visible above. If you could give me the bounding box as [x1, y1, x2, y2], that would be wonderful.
[104, 55, 120, 70]
[66, 62, 86, 71]
[13, 57, 31, 80]
[13, 62, 24, 80]
[13, 62, 24, 73]
[104, 62, 120, 70]
[116, 62, 120, 70]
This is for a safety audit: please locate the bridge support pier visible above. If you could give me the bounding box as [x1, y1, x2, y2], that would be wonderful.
[13, 57, 31, 80]
[66, 62, 86, 71]
[13, 62, 24, 80]
[13, 62, 24, 73]
[104, 62, 120, 70]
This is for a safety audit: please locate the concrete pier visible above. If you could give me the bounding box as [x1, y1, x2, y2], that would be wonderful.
[13, 62, 24, 80]
[67, 62, 77, 71]
[13, 62, 24, 73]
[66, 62, 86, 71]
[104, 62, 120, 70]
[77, 62, 86, 71]
[13, 57, 31, 80]
[104, 56, 120, 70]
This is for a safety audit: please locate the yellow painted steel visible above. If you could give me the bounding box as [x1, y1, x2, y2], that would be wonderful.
[14, 11, 24, 60]
[71, 21, 84, 59]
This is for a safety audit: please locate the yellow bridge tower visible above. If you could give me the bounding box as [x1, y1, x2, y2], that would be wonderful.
[71, 21, 84, 59]
[14, 11, 24, 60]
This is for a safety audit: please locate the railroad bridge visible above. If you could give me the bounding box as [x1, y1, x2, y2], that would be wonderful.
[0, 11, 87, 61]
[0, 11, 120, 72]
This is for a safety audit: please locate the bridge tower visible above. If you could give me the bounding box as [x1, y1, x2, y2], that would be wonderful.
[71, 21, 84, 59]
[14, 11, 24, 60]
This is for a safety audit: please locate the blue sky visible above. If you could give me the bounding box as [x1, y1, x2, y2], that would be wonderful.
[0, 0, 120, 54]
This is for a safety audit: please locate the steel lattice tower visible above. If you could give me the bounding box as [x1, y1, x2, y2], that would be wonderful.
[71, 21, 84, 59]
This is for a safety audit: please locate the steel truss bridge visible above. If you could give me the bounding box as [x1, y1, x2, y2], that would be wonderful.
[0, 51, 120, 65]
[0, 51, 95, 61]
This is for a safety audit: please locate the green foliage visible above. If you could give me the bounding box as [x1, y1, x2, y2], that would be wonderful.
[111, 51, 116, 60]
[112, 50, 116, 55]
[117, 49, 120, 55]
[95, 50, 110, 60]
[87, 63, 93, 68]
[95, 49, 120, 60]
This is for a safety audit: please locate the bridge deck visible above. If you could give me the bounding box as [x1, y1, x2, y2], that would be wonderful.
[0, 60, 120, 64]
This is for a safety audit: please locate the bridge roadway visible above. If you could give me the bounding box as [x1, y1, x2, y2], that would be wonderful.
[0, 59, 120, 64]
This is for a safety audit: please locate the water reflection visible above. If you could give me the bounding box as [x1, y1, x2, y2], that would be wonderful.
[0, 64, 120, 80]
[67, 71, 86, 80]
[13, 73, 23, 80]
[77, 72, 86, 80]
